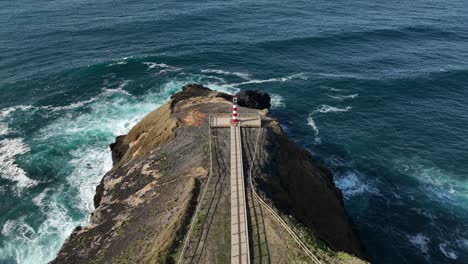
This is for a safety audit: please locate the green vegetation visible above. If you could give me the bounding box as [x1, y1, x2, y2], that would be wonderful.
[193, 211, 206, 237]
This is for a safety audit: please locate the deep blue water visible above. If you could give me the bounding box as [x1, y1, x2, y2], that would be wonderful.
[1, 0, 468, 263]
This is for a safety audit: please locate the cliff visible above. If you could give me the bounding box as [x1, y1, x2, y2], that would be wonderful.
[52, 84, 366, 264]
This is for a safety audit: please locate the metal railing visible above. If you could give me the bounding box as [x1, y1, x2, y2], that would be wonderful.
[248, 128, 323, 264]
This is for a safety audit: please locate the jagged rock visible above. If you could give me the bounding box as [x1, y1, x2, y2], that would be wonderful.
[52, 85, 366, 264]
[109, 135, 128, 165]
[236, 90, 271, 110]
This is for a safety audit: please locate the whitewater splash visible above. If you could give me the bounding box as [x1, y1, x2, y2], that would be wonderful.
[393, 158, 468, 204]
[307, 116, 321, 144]
[408, 234, 431, 254]
[0, 63, 309, 264]
[0, 138, 37, 192]
[201, 69, 251, 80]
[143, 62, 182, 74]
[314, 104, 352, 114]
[334, 171, 380, 198]
[270, 94, 286, 108]
[327, 93, 359, 100]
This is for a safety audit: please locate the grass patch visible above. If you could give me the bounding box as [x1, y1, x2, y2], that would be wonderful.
[193, 212, 206, 237]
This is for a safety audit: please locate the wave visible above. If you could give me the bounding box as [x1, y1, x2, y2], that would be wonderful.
[201, 69, 251, 80]
[439, 242, 458, 260]
[314, 72, 364, 79]
[0, 66, 315, 263]
[393, 158, 468, 203]
[314, 104, 352, 114]
[327, 93, 358, 100]
[320, 85, 345, 92]
[408, 233, 430, 254]
[0, 138, 37, 191]
[143, 62, 182, 74]
[231, 73, 308, 87]
[3, 81, 133, 114]
[334, 171, 380, 199]
[306, 116, 321, 144]
[270, 94, 286, 108]
[0, 122, 10, 136]
[0, 105, 34, 119]
[1, 188, 78, 264]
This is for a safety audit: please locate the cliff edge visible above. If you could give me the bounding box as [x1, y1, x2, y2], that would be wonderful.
[52, 84, 366, 264]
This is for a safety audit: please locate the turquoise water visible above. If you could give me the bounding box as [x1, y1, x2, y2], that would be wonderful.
[1, 1, 467, 263]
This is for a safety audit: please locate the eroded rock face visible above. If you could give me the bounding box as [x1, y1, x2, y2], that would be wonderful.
[236, 90, 271, 110]
[52, 85, 365, 264]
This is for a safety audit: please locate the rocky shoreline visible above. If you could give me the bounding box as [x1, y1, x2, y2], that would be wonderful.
[52, 84, 367, 264]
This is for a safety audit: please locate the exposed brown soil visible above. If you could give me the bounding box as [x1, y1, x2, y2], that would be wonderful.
[51, 85, 367, 264]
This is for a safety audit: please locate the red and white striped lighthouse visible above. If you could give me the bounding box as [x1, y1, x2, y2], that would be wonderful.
[232, 95, 238, 124]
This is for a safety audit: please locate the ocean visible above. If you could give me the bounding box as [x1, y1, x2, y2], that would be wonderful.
[0, 0, 467, 263]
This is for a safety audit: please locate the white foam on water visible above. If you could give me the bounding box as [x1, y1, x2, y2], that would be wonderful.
[327, 93, 359, 100]
[0, 69, 312, 263]
[334, 171, 380, 199]
[214, 73, 307, 91]
[456, 238, 468, 250]
[0, 122, 10, 136]
[393, 158, 468, 203]
[306, 115, 321, 144]
[439, 242, 458, 260]
[315, 72, 363, 79]
[67, 147, 113, 216]
[0, 138, 37, 191]
[410, 207, 437, 223]
[0, 78, 185, 263]
[314, 104, 352, 114]
[408, 233, 430, 254]
[201, 69, 251, 80]
[0, 105, 34, 119]
[320, 85, 344, 92]
[40, 81, 132, 112]
[236, 73, 307, 86]
[270, 94, 286, 108]
[203, 75, 226, 83]
[107, 61, 127, 66]
[1, 188, 78, 264]
[143, 62, 182, 74]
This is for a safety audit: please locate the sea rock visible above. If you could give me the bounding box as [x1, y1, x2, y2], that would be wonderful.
[52, 84, 366, 264]
[236, 90, 271, 110]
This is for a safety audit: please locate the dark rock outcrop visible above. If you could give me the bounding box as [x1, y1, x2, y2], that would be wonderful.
[109, 135, 128, 165]
[236, 90, 271, 110]
[52, 85, 366, 264]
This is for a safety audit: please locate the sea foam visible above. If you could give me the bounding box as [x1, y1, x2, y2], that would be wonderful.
[143, 62, 182, 74]
[306, 115, 321, 144]
[201, 69, 251, 80]
[334, 171, 380, 198]
[270, 94, 286, 108]
[327, 93, 359, 100]
[0, 138, 37, 191]
[314, 104, 352, 114]
[408, 233, 430, 254]
[439, 242, 458, 260]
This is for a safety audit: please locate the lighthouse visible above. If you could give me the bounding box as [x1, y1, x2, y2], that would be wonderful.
[232, 95, 238, 124]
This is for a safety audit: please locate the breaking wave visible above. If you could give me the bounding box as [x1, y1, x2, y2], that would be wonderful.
[0, 138, 37, 192]
[327, 93, 359, 100]
[314, 104, 352, 114]
[408, 234, 430, 254]
[334, 171, 380, 198]
[306, 115, 321, 144]
[201, 69, 251, 80]
[270, 94, 286, 108]
[143, 62, 182, 74]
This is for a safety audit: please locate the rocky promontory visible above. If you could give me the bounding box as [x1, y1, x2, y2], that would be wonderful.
[52, 84, 367, 264]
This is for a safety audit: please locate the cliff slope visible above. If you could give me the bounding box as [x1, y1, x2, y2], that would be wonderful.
[52, 85, 366, 264]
